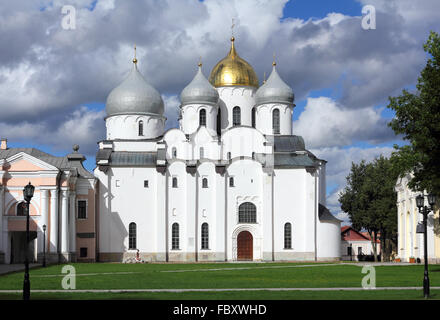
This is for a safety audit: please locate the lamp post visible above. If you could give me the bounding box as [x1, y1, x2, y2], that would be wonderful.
[42, 224, 46, 267]
[416, 193, 437, 299]
[23, 182, 35, 301]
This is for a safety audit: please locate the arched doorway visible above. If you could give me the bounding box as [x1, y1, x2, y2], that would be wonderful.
[237, 231, 253, 261]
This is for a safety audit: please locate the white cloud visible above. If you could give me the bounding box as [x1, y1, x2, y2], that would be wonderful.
[293, 97, 394, 149]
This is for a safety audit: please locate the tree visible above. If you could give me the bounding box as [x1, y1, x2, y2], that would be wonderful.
[388, 31, 440, 194]
[339, 156, 398, 262]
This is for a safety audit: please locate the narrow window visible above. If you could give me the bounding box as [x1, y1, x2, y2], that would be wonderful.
[238, 202, 257, 223]
[138, 120, 144, 136]
[172, 177, 178, 188]
[233, 106, 241, 126]
[129, 222, 137, 249]
[202, 178, 208, 188]
[77, 200, 87, 219]
[201, 223, 209, 249]
[272, 109, 280, 134]
[144, 180, 149, 188]
[251, 107, 256, 128]
[252, 152, 255, 159]
[17, 202, 26, 216]
[172, 223, 179, 250]
[284, 223, 292, 249]
[80, 247, 88, 258]
[227, 152, 231, 160]
[172, 147, 177, 158]
[199, 109, 206, 127]
[229, 177, 234, 187]
[200, 147, 204, 159]
[216, 108, 222, 136]
[358, 247, 362, 255]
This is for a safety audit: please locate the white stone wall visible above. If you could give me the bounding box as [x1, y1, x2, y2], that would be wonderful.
[255, 103, 293, 135]
[106, 114, 165, 140]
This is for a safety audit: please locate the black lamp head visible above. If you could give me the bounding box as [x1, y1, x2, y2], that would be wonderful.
[23, 182, 35, 202]
[416, 194, 425, 209]
[427, 194, 436, 207]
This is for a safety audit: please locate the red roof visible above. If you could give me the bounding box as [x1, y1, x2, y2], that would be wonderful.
[341, 226, 380, 243]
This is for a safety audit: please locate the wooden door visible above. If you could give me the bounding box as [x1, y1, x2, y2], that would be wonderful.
[237, 231, 253, 261]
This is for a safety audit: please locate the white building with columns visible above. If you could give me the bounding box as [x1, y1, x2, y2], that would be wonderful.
[94, 37, 341, 262]
[395, 174, 440, 263]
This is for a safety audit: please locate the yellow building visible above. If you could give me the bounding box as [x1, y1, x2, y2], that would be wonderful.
[395, 174, 440, 263]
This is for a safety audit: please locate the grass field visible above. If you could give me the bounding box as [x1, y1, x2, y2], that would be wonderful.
[0, 262, 439, 300]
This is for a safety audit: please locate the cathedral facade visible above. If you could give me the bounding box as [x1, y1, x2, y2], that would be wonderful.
[0, 37, 341, 264]
[94, 37, 341, 262]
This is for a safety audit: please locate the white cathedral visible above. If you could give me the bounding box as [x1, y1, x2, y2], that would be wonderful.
[93, 36, 341, 262]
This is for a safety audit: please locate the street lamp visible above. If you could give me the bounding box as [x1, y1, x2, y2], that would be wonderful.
[42, 224, 46, 268]
[416, 193, 437, 299]
[23, 182, 34, 301]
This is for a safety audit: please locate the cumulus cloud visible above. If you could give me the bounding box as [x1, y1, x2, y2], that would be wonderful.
[314, 145, 395, 222]
[0, 0, 437, 180]
[292, 97, 394, 149]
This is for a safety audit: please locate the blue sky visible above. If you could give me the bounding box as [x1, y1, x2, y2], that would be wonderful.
[1, 0, 438, 224]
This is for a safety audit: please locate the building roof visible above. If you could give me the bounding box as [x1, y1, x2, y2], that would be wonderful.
[255, 64, 294, 106]
[180, 65, 219, 106]
[319, 203, 342, 222]
[0, 147, 94, 179]
[106, 62, 164, 117]
[341, 226, 380, 243]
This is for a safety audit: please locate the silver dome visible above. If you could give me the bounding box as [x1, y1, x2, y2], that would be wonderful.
[255, 65, 294, 106]
[180, 66, 219, 106]
[106, 63, 164, 117]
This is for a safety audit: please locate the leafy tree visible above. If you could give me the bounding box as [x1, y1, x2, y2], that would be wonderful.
[388, 31, 440, 194]
[339, 156, 398, 261]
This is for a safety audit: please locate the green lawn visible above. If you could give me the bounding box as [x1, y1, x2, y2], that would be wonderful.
[0, 262, 439, 299]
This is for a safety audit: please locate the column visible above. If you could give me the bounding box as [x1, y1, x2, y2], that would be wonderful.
[69, 192, 76, 254]
[41, 190, 49, 252]
[60, 190, 69, 254]
[50, 189, 59, 253]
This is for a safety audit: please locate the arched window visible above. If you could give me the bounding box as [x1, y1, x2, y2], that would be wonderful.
[200, 147, 204, 159]
[201, 223, 209, 249]
[129, 222, 137, 249]
[172, 177, 178, 188]
[172, 147, 177, 158]
[251, 107, 256, 128]
[172, 223, 179, 249]
[17, 202, 26, 216]
[273, 108, 280, 134]
[202, 178, 208, 188]
[284, 223, 292, 249]
[238, 202, 257, 223]
[138, 120, 144, 136]
[233, 106, 241, 126]
[199, 109, 206, 127]
[216, 108, 222, 136]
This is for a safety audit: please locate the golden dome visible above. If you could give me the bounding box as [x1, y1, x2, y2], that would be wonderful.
[209, 37, 259, 88]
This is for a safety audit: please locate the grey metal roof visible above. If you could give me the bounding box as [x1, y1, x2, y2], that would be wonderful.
[319, 203, 342, 223]
[106, 63, 164, 117]
[255, 65, 294, 106]
[109, 152, 157, 166]
[180, 66, 219, 106]
[273, 135, 305, 152]
[0, 147, 94, 179]
[273, 153, 316, 167]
